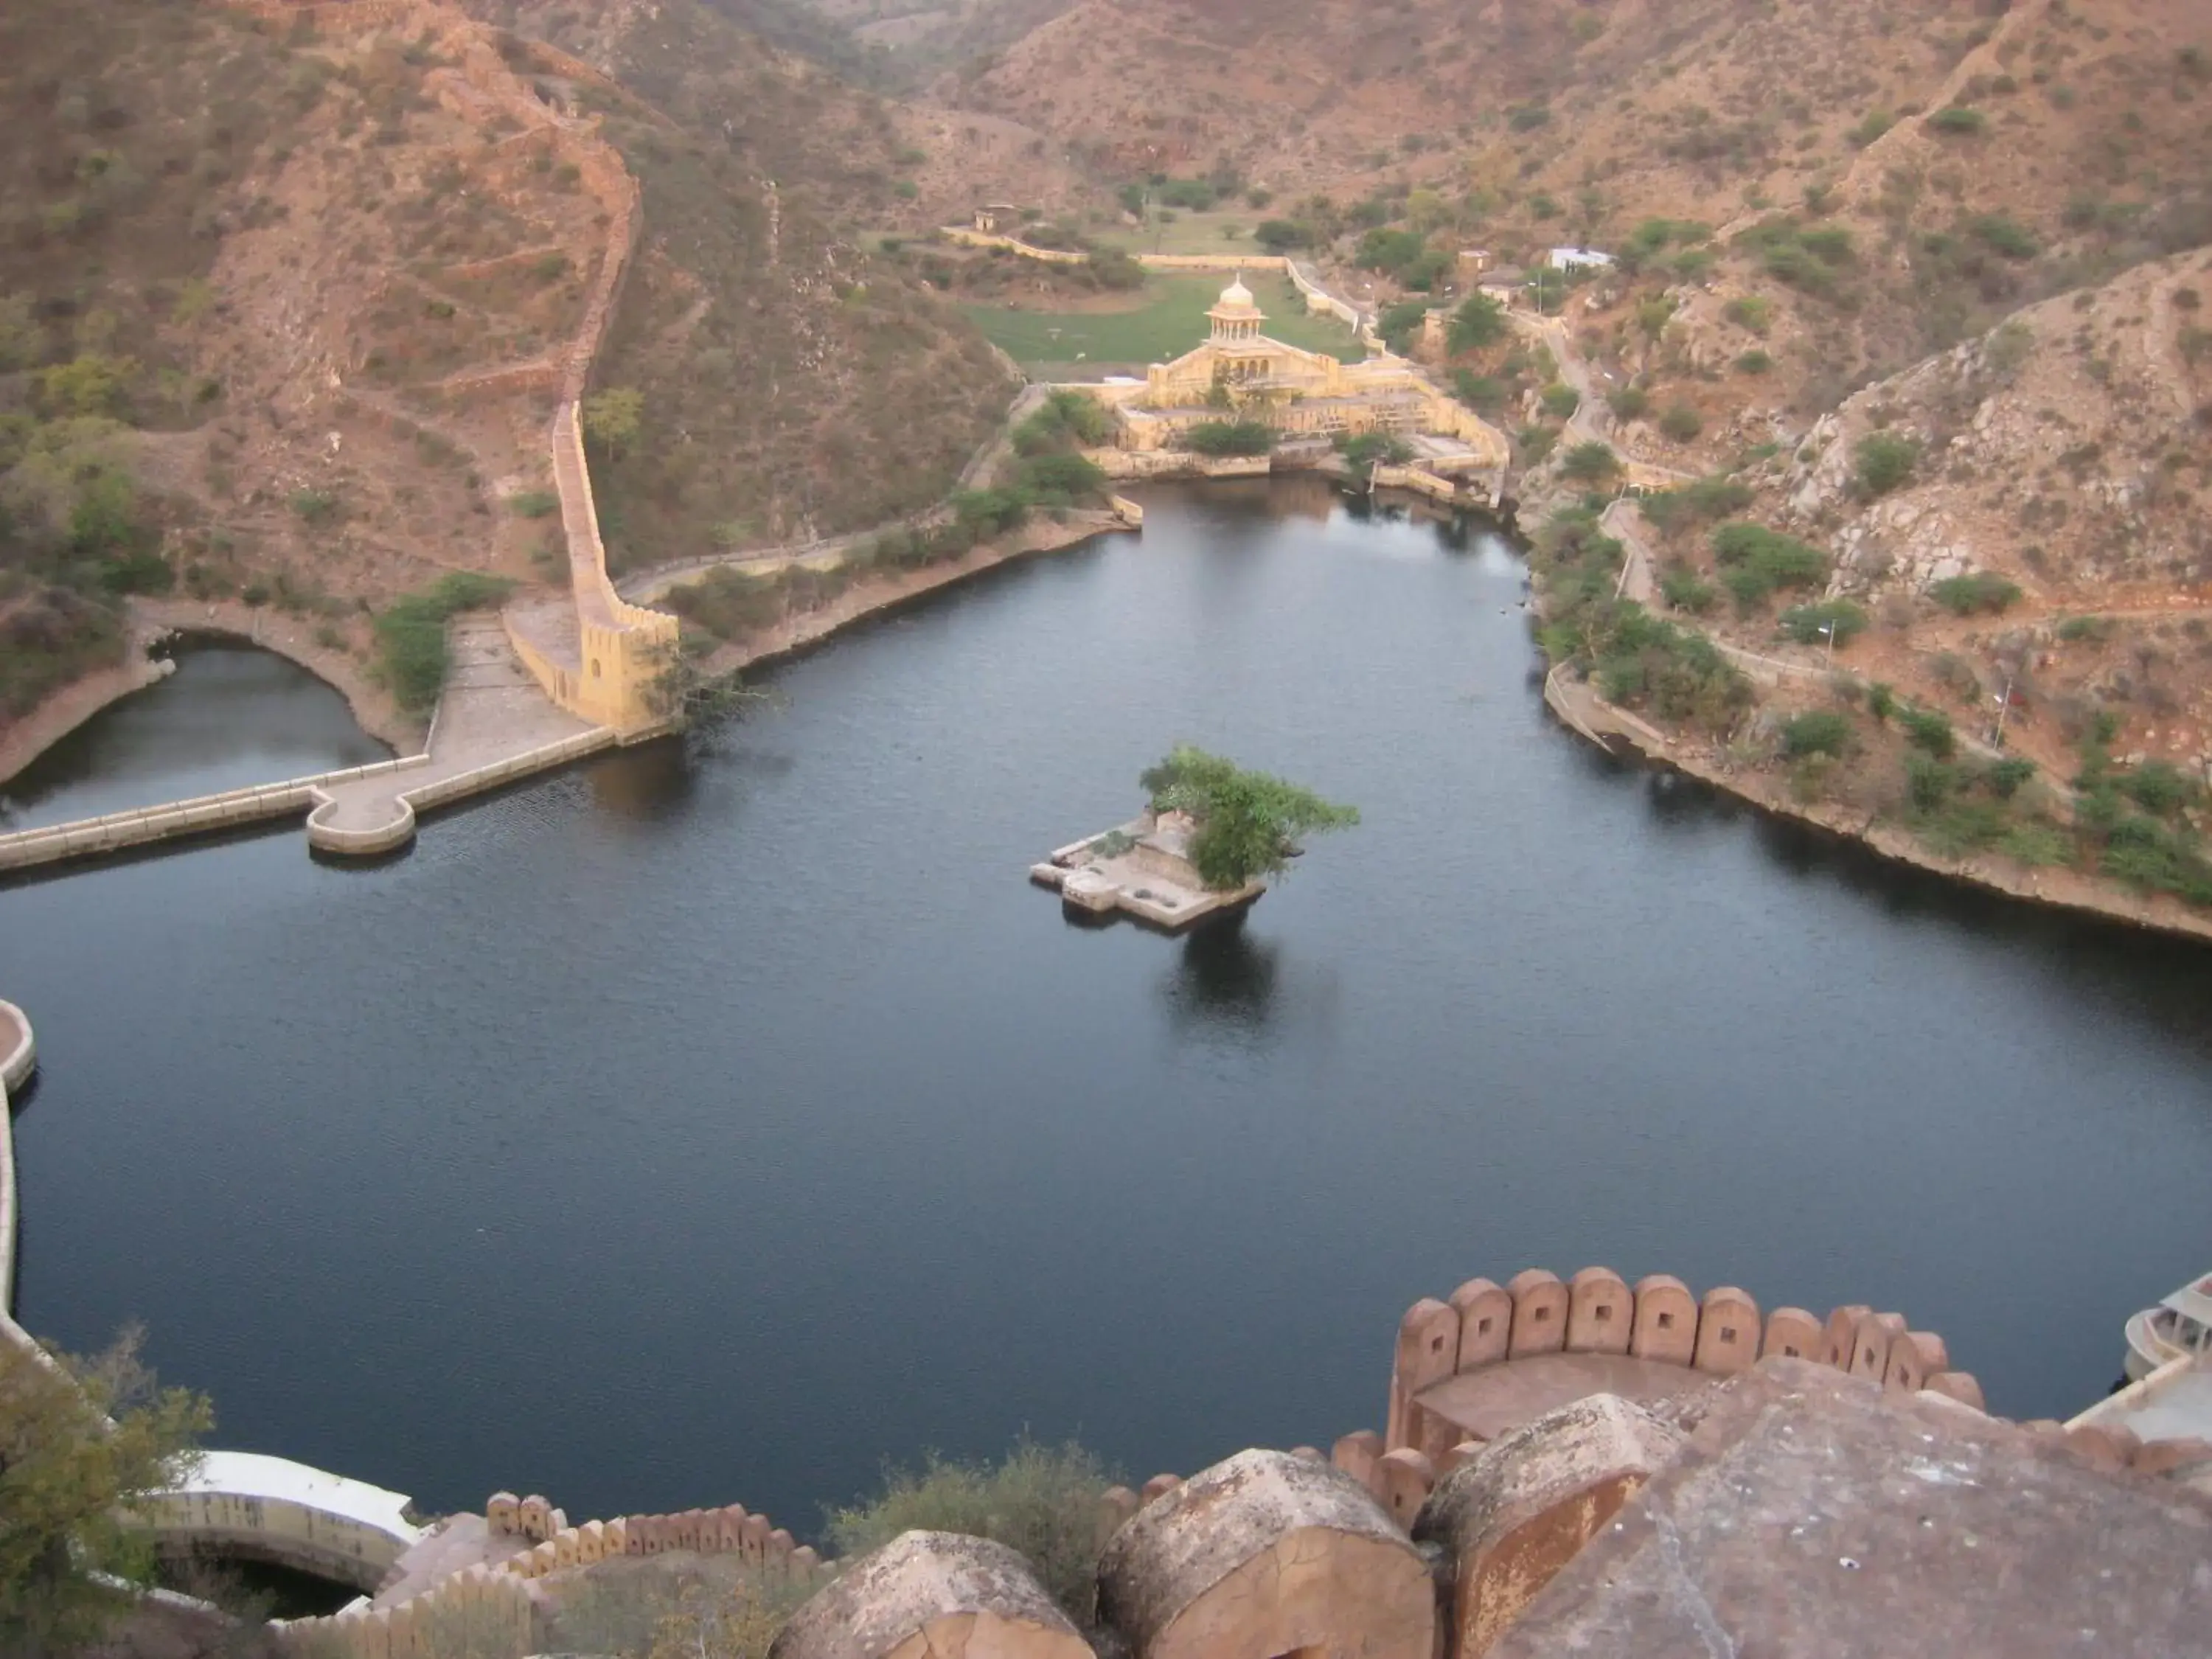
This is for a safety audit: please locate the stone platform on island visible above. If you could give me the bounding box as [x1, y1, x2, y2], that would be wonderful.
[1029, 809, 1262, 931]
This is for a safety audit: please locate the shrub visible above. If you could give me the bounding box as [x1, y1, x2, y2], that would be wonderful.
[827, 1441, 1114, 1625]
[1899, 706, 1955, 758]
[1846, 110, 1895, 149]
[1930, 571, 2023, 614]
[1852, 431, 1919, 498]
[1658, 404, 1703, 442]
[1722, 295, 1772, 334]
[1968, 213, 2039, 260]
[2120, 760, 2199, 816]
[1778, 600, 1868, 647]
[1559, 442, 1621, 484]
[1986, 757, 2038, 799]
[1656, 566, 1717, 613]
[507, 489, 560, 518]
[1736, 349, 1773, 375]
[1868, 682, 1896, 721]
[2056, 614, 2110, 643]
[1377, 299, 1430, 354]
[1711, 522, 1829, 607]
[1641, 476, 1753, 532]
[1540, 383, 1581, 420]
[1782, 709, 1853, 758]
[1607, 386, 1649, 420]
[291, 487, 341, 525]
[1517, 426, 1557, 464]
[1253, 219, 1312, 253]
[373, 571, 515, 712]
[1015, 451, 1107, 501]
[1183, 420, 1274, 457]
[1926, 106, 1988, 136]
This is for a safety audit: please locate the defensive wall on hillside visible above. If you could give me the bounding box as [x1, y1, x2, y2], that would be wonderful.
[209, 0, 679, 741]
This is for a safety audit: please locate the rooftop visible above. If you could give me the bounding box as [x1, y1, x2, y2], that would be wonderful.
[181, 1450, 423, 1542]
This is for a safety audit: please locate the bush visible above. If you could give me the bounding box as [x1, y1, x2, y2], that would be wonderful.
[1969, 214, 2039, 260]
[1517, 426, 1557, 464]
[1852, 431, 1919, 498]
[291, 487, 341, 525]
[2120, 760, 2199, 816]
[1930, 571, 2023, 615]
[1722, 295, 1772, 334]
[1658, 404, 1703, 442]
[1608, 386, 1649, 420]
[1559, 442, 1621, 484]
[373, 571, 514, 712]
[1782, 709, 1853, 758]
[1641, 476, 1753, 532]
[1376, 299, 1430, 354]
[508, 489, 560, 518]
[1867, 681, 1896, 721]
[1015, 451, 1107, 501]
[1926, 106, 1988, 136]
[1778, 600, 1868, 647]
[1253, 218, 1312, 253]
[1540, 383, 1581, 420]
[1183, 420, 1275, 457]
[1736, 349, 1773, 375]
[827, 1441, 1115, 1625]
[1660, 566, 1719, 613]
[1899, 706, 1955, 758]
[1711, 522, 1829, 608]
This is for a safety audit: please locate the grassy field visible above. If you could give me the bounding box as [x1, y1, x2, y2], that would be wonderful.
[1091, 210, 1267, 257]
[964, 273, 1366, 375]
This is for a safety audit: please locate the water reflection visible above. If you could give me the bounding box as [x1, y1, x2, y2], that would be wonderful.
[1, 641, 387, 830]
[1159, 909, 1281, 1034]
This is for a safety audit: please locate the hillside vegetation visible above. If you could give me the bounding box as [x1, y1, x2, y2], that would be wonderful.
[1, 0, 1011, 749]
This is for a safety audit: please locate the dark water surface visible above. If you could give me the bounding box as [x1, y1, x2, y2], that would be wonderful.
[1, 642, 390, 830]
[6, 481, 2211, 1537]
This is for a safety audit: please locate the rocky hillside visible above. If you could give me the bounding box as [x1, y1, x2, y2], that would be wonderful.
[0, 0, 1012, 747]
[1768, 249, 2212, 779]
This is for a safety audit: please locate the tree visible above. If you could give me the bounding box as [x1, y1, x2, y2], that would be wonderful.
[582, 387, 645, 459]
[1140, 745, 1359, 890]
[1559, 442, 1620, 484]
[1253, 219, 1312, 254]
[1447, 292, 1506, 354]
[1, 1329, 212, 1652]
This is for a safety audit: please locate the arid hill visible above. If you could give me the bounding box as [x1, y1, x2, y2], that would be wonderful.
[0, 0, 1012, 746]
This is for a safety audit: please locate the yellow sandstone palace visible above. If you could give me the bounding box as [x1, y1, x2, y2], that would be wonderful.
[1089, 276, 1508, 466]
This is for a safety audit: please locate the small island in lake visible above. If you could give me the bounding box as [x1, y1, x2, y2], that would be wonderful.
[1032, 746, 1357, 930]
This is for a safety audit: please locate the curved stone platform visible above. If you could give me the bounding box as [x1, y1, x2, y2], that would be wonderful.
[0, 998, 32, 1096]
[138, 1450, 425, 1593]
[0, 622, 618, 872]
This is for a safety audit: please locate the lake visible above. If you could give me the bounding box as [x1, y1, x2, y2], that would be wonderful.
[5, 479, 2211, 1540]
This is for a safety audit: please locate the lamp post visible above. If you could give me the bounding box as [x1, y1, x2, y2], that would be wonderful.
[1818, 618, 1838, 669]
[1992, 666, 2018, 748]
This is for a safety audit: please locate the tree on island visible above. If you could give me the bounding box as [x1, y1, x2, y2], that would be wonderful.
[1141, 745, 1359, 890]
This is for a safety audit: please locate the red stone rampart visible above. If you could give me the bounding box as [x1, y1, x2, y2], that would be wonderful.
[1347, 1265, 1986, 1524]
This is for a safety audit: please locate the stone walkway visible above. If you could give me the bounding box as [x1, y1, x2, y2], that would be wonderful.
[310, 620, 598, 841]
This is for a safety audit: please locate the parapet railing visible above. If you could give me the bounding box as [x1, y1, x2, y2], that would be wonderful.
[0, 758, 428, 872]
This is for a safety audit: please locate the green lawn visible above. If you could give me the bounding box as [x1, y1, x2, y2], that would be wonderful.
[964, 274, 1366, 376]
[1091, 210, 1265, 256]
